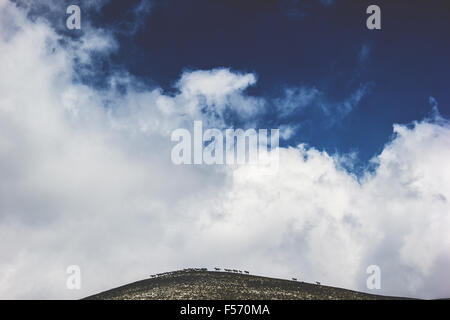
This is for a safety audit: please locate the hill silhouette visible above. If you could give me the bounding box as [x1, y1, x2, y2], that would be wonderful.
[84, 269, 409, 300]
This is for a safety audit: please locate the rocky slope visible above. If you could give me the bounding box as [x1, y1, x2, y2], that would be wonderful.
[85, 269, 408, 300]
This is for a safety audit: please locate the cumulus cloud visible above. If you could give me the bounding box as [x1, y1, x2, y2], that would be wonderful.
[0, 0, 449, 300]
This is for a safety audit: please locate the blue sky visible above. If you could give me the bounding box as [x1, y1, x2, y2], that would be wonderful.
[74, 0, 450, 165]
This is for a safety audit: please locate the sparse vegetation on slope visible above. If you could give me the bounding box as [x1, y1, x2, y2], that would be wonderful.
[85, 269, 407, 300]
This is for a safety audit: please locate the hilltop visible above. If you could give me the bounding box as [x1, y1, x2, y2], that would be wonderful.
[84, 269, 407, 300]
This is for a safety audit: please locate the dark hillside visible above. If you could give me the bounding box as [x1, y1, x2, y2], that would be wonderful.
[84, 269, 409, 300]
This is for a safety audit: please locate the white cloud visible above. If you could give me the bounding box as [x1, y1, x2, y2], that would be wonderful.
[174, 69, 264, 128]
[274, 82, 372, 123]
[278, 123, 304, 141]
[275, 86, 320, 118]
[0, 0, 449, 300]
[336, 82, 372, 116]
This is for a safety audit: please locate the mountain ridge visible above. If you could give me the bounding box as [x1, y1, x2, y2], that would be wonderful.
[84, 269, 411, 300]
